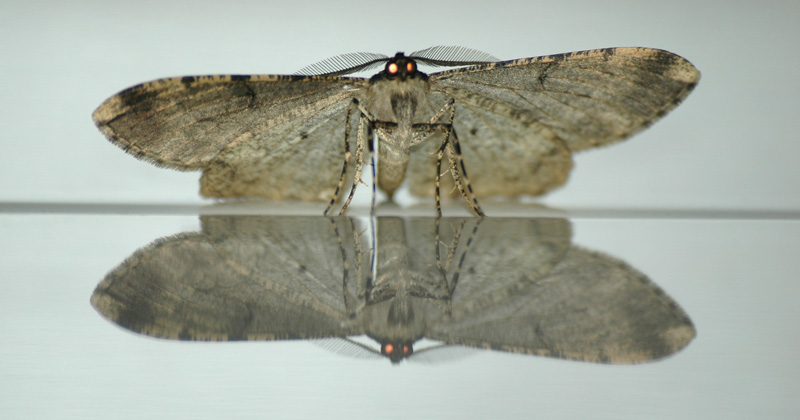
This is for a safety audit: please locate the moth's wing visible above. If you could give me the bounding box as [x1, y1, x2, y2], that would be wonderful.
[430, 245, 696, 364]
[93, 75, 367, 200]
[404, 217, 573, 295]
[408, 91, 574, 198]
[91, 216, 362, 341]
[408, 47, 700, 197]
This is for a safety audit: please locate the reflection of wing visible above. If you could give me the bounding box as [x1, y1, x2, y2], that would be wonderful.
[93, 75, 367, 200]
[431, 246, 695, 363]
[91, 217, 361, 341]
[408, 48, 699, 197]
[406, 217, 572, 298]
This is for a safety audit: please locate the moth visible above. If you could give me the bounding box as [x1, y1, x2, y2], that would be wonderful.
[93, 47, 700, 215]
[92, 216, 695, 364]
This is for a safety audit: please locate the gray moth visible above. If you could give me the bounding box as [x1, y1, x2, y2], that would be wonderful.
[93, 46, 700, 215]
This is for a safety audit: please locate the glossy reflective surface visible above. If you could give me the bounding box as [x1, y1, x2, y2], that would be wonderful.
[2, 204, 798, 419]
[91, 216, 694, 364]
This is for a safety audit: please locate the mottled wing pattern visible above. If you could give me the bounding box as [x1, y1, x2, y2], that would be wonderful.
[93, 75, 367, 201]
[408, 47, 700, 197]
[430, 245, 696, 363]
[91, 216, 361, 341]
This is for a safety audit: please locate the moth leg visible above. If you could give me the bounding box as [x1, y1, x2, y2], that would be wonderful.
[353, 98, 382, 217]
[367, 125, 377, 216]
[434, 136, 449, 217]
[364, 215, 377, 302]
[447, 129, 484, 215]
[331, 217, 368, 318]
[411, 98, 456, 146]
[445, 218, 483, 297]
[433, 217, 450, 314]
[339, 111, 369, 215]
[444, 142, 475, 214]
[414, 99, 456, 216]
[324, 99, 359, 216]
[432, 218, 483, 314]
[434, 217, 464, 277]
[426, 99, 485, 216]
[330, 217, 354, 317]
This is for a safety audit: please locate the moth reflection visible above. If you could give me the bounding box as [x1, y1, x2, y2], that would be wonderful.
[92, 216, 695, 364]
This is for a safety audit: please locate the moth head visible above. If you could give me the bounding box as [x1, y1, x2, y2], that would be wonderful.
[382, 53, 422, 81]
[381, 341, 414, 363]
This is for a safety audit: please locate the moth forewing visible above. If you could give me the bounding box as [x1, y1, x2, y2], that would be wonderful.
[94, 74, 370, 202]
[408, 47, 699, 201]
[429, 47, 700, 152]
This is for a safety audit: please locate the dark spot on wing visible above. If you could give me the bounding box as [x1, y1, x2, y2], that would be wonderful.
[601, 47, 616, 56]
[181, 76, 196, 88]
[537, 63, 553, 89]
[178, 326, 193, 341]
[469, 127, 478, 136]
[118, 87, 160, 113]
[544, 147, 561, 157]
[231, 76, 257, 104]
[650, 51, 680, 67]
[109, 288, 155, 333]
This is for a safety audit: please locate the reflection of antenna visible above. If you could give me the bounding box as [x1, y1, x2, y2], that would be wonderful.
[310, 337, 382, 360]
[312, 336, 479, 364]
[407, 343, 480, 365]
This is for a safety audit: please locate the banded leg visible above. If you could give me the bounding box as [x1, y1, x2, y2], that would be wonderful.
[331, 216, 367, 318]
[324, 99, 359, 216]
[434, 137, 449, 217]
[445, 217, 483, 295]
[367, 126, 377, 216]
[446, 136, 485, 216]
[329, 217, 353, 316]
[339, 113, 369, 215]
[430, 100, 485, 216]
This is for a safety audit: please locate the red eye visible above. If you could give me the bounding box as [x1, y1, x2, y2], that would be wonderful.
[406, 62, 415, 73]
[384, 343, 394, 354]
[388, 63, 399, 74]
[403, 345, 410, 354]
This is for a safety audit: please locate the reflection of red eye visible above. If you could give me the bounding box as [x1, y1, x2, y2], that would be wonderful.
[388, 63, 398, 74]
[406, 62, 415, 73]
[384, 343, 394, 354]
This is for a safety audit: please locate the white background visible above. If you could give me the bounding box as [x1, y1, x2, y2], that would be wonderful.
[2, 0, 798, 211]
